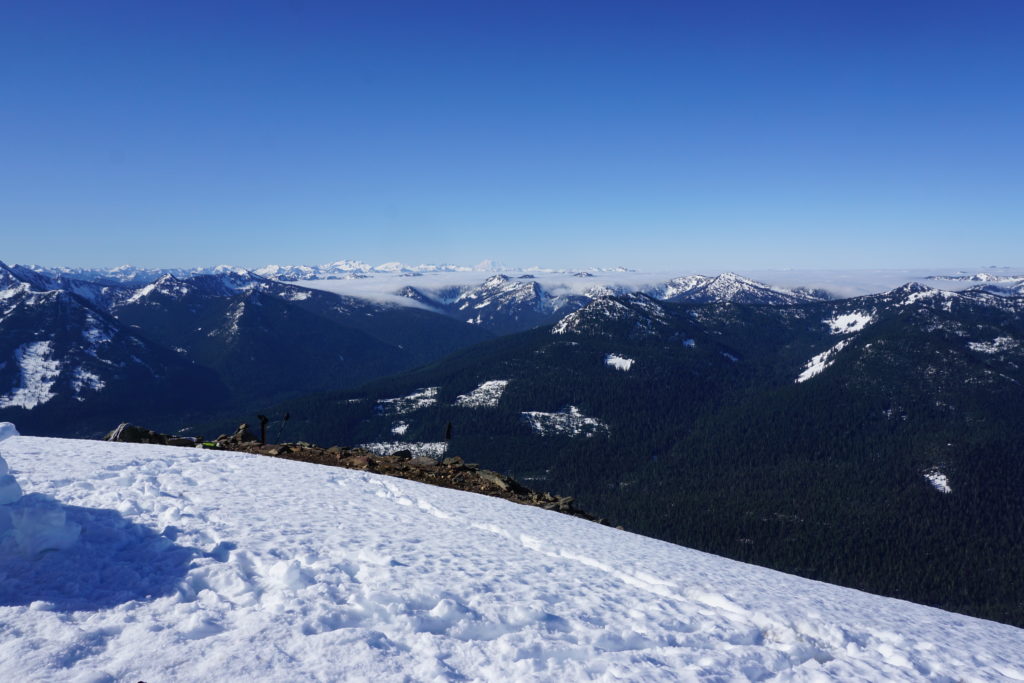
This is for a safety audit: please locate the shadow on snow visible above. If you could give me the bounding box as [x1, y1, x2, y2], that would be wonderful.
[0, 500, 198, 612]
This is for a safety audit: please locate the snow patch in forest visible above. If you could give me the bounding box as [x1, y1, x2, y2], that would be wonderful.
[375, 387, 439, 415]
[522, 406, 608, 437]
[796, 339, 852, 383]
[0, 342, 61, 410]
[924, 467, 952, 494]
[825, 311, 874, 334]
[968, 337, 1017, 354]
[604, 354, 634, 371]
[454, 380, 509, 408]
[359, 442, 449, 458]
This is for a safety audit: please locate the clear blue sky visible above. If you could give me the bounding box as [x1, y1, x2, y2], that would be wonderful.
[2, 1, 1022, 270]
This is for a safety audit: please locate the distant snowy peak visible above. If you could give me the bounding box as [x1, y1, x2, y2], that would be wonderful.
[445, 274, 586, 331]
[110, 270, 319, 308]
[868, 282, 1024, 315]
[456, 274, 546, 311]
[926, 272, 1024, 283]
[652, 273, 819, 306]
[256, 261, 477, 281]
[552, 294, 668, 338]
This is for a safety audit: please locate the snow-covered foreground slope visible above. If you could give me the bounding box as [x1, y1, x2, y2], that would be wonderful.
[2, 436, 1023, 682]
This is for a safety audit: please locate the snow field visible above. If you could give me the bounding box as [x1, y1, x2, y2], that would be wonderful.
[0, 436, 1021, 681]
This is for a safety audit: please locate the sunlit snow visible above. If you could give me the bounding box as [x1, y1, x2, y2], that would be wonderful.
[795, 339, 851, 383]
[924, 467, 952, 494]
[0, 432, 1021, 680]
[522, 406, 608, 437]
[604, 354, 634, 371]
[453, 380, 509, 408]
[359, 441, 448, 458]
[0, 341, 61, 409]
[968, 336, 1017, 354]
[375, 387, 439, 415]
[825, 311, 874, 334]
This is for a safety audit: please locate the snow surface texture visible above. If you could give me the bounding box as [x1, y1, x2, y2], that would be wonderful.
[1, 434, 1023, 681]
[454, 380, 509, 408]
[795, 339, 852, 384]
[604, 354, 635, 371]
[522, 406, 609, 437]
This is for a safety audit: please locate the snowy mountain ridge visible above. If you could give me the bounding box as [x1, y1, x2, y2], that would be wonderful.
[1, 429, 1022, 681]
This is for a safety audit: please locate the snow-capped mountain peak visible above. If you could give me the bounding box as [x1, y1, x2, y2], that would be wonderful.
[552, 293, 668, 337]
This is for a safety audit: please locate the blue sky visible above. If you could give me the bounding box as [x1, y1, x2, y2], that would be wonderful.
[2, 1, 1022, 270]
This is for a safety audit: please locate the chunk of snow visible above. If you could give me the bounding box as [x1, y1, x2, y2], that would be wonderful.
[721, 352, 739, 362]
[0, 341, 61, 410]
[375, 387, 439, 415]
[454, 380, 509, 408]
[796, 339, 852, 383]
[522, 406, 608, 437]
[604, 354, 634, 371]
[924, 468, 952, 494]
[0, 441, 80, 558]
[0, 474, 21, 505]
[0, 423, 18, 442]
[391, 422, 409, 435]
[683, 339, 696, 348]
[825, 311, 874, 334]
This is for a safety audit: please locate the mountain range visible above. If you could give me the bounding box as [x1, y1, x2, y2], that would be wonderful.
[4, 258, 1024, 625]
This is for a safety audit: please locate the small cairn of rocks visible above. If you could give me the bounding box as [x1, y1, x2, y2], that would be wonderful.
[106, 421, 603, 523]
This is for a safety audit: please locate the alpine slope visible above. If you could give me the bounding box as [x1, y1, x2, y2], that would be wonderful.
[1, 426, 1022, 682]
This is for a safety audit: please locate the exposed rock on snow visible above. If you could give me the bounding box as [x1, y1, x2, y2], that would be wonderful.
[1, 435, 1022, 681]
[453, 380, 509, 408]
